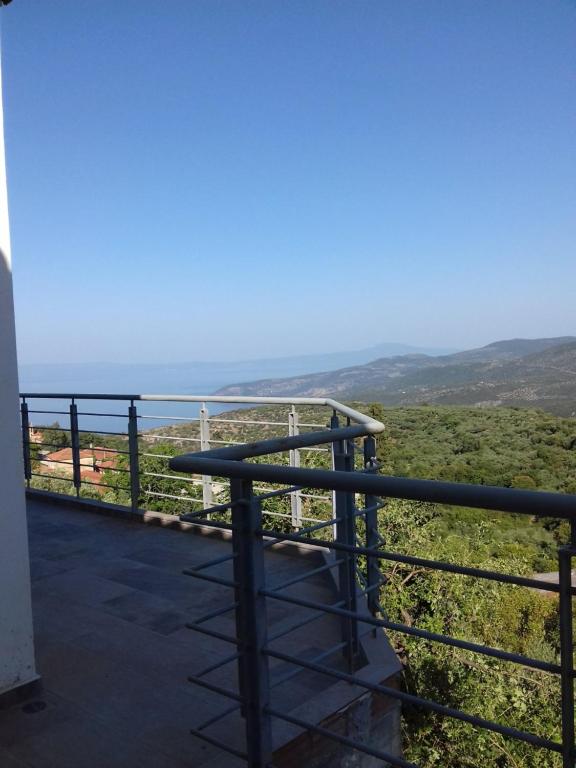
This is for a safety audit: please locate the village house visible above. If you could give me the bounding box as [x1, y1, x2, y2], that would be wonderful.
[39, 446, 118, 484]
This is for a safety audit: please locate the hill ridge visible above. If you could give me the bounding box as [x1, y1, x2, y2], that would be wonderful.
[215, 336, 576, 416]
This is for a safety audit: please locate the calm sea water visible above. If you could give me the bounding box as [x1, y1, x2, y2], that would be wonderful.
[18, 361, 306, 432]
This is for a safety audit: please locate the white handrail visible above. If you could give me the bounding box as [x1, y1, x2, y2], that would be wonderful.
[20, 393, 385, 434]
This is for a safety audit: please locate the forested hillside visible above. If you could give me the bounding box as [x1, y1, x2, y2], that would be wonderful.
[369, 404, 576, 492]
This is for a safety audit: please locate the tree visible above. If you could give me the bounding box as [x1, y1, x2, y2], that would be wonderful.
[378, 498, 562, 768]
[44, 421, 69, 449]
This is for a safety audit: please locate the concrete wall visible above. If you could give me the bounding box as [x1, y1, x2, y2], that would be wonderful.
[0, 38, 38, 697]
[274, 688, 402, 768]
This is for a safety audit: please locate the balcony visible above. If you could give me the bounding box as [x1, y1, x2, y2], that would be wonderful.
[3, 393, 576, 767]
[0, 493, 399, 768]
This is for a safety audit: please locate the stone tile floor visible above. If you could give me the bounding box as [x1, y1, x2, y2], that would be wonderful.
[0, 497, 380, 768]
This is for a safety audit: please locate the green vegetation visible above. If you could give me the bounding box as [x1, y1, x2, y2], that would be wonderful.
[43, 421, 70, 449]
[381, 498, 562, 767]
[367, 404, 576, 493]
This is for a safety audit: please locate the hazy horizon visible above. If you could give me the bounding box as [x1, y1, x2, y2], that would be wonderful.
[18, 334, 576, 368]
[19, 339, 460, 367]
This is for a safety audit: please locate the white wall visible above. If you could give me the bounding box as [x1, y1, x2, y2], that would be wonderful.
[0, 36, 38, 696]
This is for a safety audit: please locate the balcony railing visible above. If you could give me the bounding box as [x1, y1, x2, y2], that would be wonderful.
[19, 392, 576, 766]
[19, 392, 380, 530]
[169, 423, 576, 767]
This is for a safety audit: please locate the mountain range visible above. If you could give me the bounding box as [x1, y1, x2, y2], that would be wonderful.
[216, 337, 576, 417]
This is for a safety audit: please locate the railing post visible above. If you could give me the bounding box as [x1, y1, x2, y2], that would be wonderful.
[128, 402, 140, 512]
[332, 420, 360, 671]
[330, 412, 339, 539]
[69, 401, 81, 495]
[363, 434, 381, 619]
[559, 533, 575, 768]
[231, 478, 273, 767]
[20, 399, 31, 486]
[288, 405, 302, 528]
[199, 403, 213, 511]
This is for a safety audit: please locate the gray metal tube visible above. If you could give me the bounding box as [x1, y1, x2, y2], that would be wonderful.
[559, 543, 575, 767]
[127, 404, 140, 512]
[169, 453, 576, 519]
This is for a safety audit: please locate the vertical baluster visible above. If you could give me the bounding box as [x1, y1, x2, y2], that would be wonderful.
[288, 405, 302, 528]
[20, 399, 31, 486]
[69, 400, 81, 496]
[559, 523, 575, 768]
[332, 427, 360, 671]
[128, 402, 140, 512]
[199, 403, 213, 512]
[330, 411, 339, 540]
[231, 478, 272, 767]
[363, 434, 381, 619]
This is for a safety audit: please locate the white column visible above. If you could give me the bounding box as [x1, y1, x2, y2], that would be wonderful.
[0, 28, 38, 697]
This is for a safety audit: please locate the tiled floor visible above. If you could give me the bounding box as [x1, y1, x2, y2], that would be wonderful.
[0, 497, 397, 768]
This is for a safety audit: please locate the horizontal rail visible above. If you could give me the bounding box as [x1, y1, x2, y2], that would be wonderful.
[261, 527, 571, 594]
[268, 704, 417, 768]
[171, 425, 368, 463]
[170, 451, 576, 519]
[141, 434, 202, 443]
[183, 569, 238, 588]
[185, 622, 238, 645]
[265, 651, 561, 754]
[188, 727, 247, 761]
[30, 471, 72, 483]
[78, 428, 128, 437]
[142, 471, 199, 483]
[20, 393, 385, 433]
[27, 409, 69, 415]
[80, 479, 117, 489]
[37, 458, 75, 468]
[191, 602, 238, 625]
[187, 553, 237, 572]
[138, 414, 201, 422]
[193, 702, 244, 734]
[208, 417, 290, 426]
[262, 588, 562, 674]
[143, 490, 204, 504]
[269, 558, 345, 592]
[267, 598, 347, 642]
[195, 652, 241, 680]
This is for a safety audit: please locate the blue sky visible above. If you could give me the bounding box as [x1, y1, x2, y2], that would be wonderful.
[2, 1, 575, 363]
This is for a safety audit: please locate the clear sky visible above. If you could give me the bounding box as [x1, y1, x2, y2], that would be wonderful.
[2, 1, 575, 363]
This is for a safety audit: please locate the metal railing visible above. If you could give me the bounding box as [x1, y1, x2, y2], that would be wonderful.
[19, 392, 382, 530]
[169, 423, 576, 768]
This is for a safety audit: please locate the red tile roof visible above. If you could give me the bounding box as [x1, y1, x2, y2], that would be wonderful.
[44, 448, 73, 462]
[43, 447, 118, 466]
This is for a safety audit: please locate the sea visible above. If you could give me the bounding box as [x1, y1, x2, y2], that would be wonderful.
[18, 360, 310, 433]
